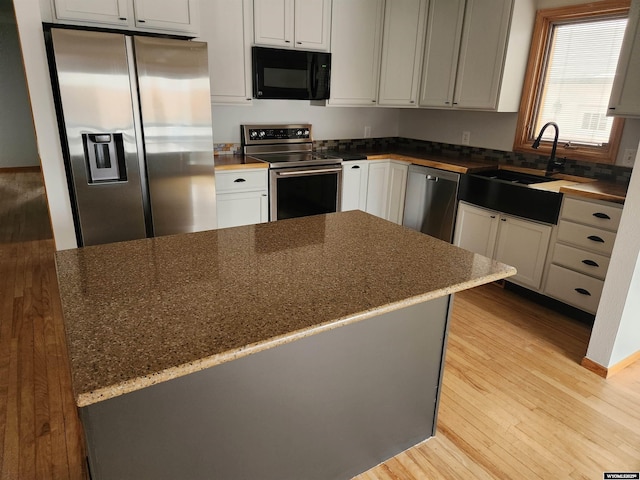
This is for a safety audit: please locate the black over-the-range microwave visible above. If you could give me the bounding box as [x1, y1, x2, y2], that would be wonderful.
[252, 46, 331, 100]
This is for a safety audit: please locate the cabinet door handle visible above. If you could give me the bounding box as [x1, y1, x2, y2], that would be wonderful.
[582, 259, 600, 267]
[587, 235, 604, 243]
[233, 178, 246, 183]
[500, 218, 507, 222]
[490, 215, 496, 219]
[575, 288, 592, 296]
[351, 165, 360, 169]
[296, 42, 302, 44]
[592, 212, 611, 219]
[285, 40, 291, 43]
[119, 17, 127, 20]
[138, 19, 146, 23]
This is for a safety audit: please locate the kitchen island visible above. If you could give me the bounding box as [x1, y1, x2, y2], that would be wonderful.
[55, 211, 515, 480]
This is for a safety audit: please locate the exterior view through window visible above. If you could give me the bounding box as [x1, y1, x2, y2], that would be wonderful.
[515, 3, 629, 164]
[536, 18, 627, 145]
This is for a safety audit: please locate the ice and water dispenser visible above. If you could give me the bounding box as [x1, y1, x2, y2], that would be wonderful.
[82, 133, 128, 183]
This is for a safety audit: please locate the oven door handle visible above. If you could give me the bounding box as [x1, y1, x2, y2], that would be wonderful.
[275, 167, 342, 177]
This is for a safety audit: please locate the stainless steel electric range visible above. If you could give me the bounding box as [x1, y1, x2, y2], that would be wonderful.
[241, 124, 343, 221]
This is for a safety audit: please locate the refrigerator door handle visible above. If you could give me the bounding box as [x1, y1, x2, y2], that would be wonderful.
[126, 36, 154, 238]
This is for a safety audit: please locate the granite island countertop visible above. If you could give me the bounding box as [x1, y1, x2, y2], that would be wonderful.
[56, 212, 515, 407]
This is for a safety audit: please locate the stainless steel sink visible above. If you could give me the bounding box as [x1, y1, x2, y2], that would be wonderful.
[474, 169, 555, 185]
[459, 169, 562, 224]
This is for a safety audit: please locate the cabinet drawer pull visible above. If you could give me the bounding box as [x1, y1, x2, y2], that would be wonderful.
[351, 165, 360, 169]
[119, 17, 127, 20]
[138, 19, 146, 23]
[582, 259, 600, 267]
[285, 40, 291, 43]
[233, 178, 246, 183]
[296, 42, 302, 45]
[500, 218, 507, 222]
[593, 212, 611, 219]
[575, 288, 592, 296]
[490, 215, 496, 219]
[587, 235, 604, 243]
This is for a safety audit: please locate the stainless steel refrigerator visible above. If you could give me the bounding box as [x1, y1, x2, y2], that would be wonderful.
[47, 28, 216, 247]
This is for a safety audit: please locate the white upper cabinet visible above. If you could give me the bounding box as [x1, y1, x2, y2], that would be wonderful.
[419, 0, 465, 108]
[454, 0, 512, 109]
[378, 0, 429, 107]
[294, 0, 332, 51]
[198, 0, 253, 105]
[51, 0, 200, 35]
[329, 0, 385, 106]
[133, 0, 199, 35]
[419, 0, 535, 111]
[254, 0, 293, 48]
[253, 0, 331, 51]
[52, 0, 130, 26]
[608, 0, 640, 117]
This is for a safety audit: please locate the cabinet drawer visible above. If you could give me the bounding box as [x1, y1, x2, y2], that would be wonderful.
[545, 264, 604, 314]
[551, 243, 610, 280]
[557, 220, 617, 256]
[215, 170, 268, 192]
[561, 196, 622, 231]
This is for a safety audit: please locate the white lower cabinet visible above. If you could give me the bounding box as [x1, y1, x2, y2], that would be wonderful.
[364, 160, 408, 224]
[454, 202, 552, 290]
[215, 168, 269, 229]
[452, 201, 499, 257]
[341, 161, 369, 212]
[543, 195, 622, 314]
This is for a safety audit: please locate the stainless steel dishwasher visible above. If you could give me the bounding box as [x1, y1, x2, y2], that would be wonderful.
[402, 164, 460, 242]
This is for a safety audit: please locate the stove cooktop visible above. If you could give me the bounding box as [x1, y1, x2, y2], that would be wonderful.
[249, 152, 342, 168]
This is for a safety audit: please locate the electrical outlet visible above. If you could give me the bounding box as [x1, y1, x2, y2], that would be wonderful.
[622, 149, 637, 167]
[364, 126, 371, 138]
[461, 131, 471, 145]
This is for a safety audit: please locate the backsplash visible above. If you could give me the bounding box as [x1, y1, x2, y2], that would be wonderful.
[215, 137, 633, 185]
[395, 138, 632, 185]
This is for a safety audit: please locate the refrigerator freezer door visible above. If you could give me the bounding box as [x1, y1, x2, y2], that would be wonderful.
[134, 37, 217, 236]
[51, 29, 147, 246]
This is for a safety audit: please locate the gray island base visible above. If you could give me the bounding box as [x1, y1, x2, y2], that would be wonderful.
[82, 297, 449, 480]
[55, 211, 515, 479]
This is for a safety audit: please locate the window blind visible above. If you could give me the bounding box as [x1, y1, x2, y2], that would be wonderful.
[535, 17, 627, 146]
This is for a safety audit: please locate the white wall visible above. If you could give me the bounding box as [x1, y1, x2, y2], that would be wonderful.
[212, 101, 400, 143]
[398, 110, 519, 152]
[587, 142, 640, 367]
[0, 6, 39, 168]
[12, 0, 77, 250]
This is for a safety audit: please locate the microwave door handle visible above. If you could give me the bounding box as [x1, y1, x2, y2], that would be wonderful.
[310, 55, 317, 98]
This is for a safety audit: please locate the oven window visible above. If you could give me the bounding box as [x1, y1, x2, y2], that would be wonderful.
[264, 67, 308, 89]
[275, 172, 339, 220]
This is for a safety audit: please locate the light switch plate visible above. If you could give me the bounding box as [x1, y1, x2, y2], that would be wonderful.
[461, 131, 470, 145]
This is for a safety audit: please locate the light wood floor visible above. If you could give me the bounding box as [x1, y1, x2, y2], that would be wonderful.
[1, 171, 640, 479]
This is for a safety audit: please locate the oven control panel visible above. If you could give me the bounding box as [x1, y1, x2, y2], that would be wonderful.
[241, 124, 312, 145]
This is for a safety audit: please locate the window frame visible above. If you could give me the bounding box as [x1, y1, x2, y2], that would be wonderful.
[513, 1, 629, 165]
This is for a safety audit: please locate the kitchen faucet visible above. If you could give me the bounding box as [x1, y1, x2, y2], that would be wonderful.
[532, 121, 565, 176]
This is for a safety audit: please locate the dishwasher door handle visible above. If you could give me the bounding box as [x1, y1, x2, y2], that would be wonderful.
[426, 175, 439, 182]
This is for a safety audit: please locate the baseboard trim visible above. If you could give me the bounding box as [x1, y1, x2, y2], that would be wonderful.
[0, 166, 41, 173]
[581, 350, 640, 378]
